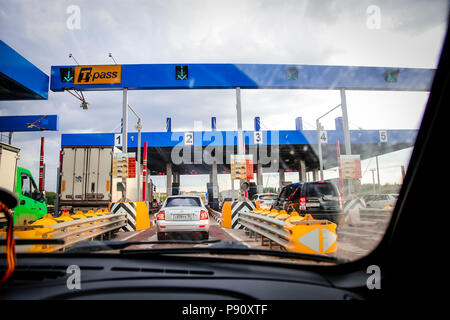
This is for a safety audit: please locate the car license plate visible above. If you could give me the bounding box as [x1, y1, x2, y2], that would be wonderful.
[173, 214, 191, 220]
[306, 202, 320, 207]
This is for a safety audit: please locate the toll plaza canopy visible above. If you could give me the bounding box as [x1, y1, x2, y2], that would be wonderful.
[0, 41, 49, 100]
[50, 63, 434, 91]
[53, 62, 427, 176]
[60, 124, 417, 174]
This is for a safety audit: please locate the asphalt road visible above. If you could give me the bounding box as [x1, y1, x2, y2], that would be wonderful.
[114, 212, 391, 261]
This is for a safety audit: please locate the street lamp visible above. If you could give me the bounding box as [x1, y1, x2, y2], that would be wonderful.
[128, 104, 143, 202]
[316, 104, 341, 181]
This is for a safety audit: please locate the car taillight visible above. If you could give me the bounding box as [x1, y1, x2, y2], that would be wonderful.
[299, 197, 306, 205]
[157, 210, 165, 220]
[200, 210, 208, 220]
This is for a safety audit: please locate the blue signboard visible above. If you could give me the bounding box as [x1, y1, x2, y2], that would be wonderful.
[50, 63, 435, 92]
[61, 128, 417, 148]
[0, 41, 49, 100]
[0, 115, 58, 132]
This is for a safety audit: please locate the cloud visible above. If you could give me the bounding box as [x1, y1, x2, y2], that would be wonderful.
[0, 0, 448, 192]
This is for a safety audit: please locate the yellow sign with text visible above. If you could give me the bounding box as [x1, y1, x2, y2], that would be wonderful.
[74, 65, 121, 85]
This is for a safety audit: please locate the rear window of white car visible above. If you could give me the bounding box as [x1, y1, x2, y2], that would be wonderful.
[165, 197, 202, 207]
[259, 195, 278, 200]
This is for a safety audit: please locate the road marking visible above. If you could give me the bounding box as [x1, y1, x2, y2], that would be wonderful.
[121, 229, 145, 241]
[220, 226, 253, 245]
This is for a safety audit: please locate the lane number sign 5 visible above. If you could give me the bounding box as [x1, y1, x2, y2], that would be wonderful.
[379, 130, 388, 143]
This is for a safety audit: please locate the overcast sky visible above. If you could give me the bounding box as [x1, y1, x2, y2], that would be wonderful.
[0, 0, 448, 193]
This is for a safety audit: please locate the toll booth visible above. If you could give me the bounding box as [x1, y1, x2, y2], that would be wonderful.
[172, 182, 180, 196]
[248, 182, 257, 199]
[207, 182, 219, 210]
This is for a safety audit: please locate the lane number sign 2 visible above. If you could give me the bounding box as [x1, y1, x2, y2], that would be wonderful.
[184, 132, 194, 145]
[254, 131, 263, 144]
[379, 130, 388, 143]
[114, 133, 122, 147]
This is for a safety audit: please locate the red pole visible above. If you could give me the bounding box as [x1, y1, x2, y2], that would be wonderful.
[142, 141, 148, 201]
[39, 137, 45, 191]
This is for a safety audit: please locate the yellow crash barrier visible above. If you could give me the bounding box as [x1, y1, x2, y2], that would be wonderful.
[253, 207, 263, 214]
[284, 214, 338, 254]
[274, 211, 290, 221]
[221, 201, 233, 228]
[1, 211, 128, 253]
[135, 202, 150, 230]
[267, 209, 280, 218]
[71, 211, 87, 219]
[285, 211, 305, 223]
[31, 214, 59, 226]
[54, 211, 74, 222]
[85, 210, 99, 217]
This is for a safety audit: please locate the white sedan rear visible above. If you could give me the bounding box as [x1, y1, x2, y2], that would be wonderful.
[156, 195, 209, 241]
[252, 193, 278, 209]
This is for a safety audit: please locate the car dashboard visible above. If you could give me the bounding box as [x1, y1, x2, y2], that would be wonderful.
[0, 253, 366, 300]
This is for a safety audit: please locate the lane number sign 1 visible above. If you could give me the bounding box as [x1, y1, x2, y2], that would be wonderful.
[254, 131, 263, 144]
[319, 130, 328, 143]
[379, 130, 388, 143]
[184, 132, 194, 145]
[114, 133, 122, 147]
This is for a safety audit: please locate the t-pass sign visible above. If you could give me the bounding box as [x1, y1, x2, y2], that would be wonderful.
[74, 65, 122, 85]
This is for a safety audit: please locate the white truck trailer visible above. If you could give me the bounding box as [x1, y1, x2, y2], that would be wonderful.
[58, 146, 154, 212]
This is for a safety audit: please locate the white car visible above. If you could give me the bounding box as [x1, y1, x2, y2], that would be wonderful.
[156, 195, 209, 241]
[251, 193, 278, 209]
[365, 194, 398, 209]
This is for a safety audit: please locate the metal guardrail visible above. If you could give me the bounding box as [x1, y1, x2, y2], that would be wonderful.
[238, 210, 338, 254]
[4, 212, 127, 253]
[208, 207, 222, 223]
[45, 213, 127, 251]
[239, 212, 289, 248]
[359, 208, 392, 224]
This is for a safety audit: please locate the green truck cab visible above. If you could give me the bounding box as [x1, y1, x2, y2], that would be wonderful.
[13, 167, 47, 225]
[0, 142, 47, 225]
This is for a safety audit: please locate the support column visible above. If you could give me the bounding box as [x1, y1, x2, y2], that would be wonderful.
[340, 89, 351, 155]
[166, 163, 172, 196]
[299, 160, 306, 182]
[257, 162, 263, 193]
[313, 169, 319, 181]
[121, 89, 128, 200]
[236, 87, 244, 156]
[122, 89, 128, 153]
[340, 89, 353, 195]
[279, 168, 285, 189]
[211, 161, 218, 199]
[210, 161, 219, 210]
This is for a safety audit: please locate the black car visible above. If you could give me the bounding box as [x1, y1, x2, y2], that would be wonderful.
[272, 181, 342, 224]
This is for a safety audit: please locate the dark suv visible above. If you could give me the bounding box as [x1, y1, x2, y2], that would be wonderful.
[272, 181, 342, 224]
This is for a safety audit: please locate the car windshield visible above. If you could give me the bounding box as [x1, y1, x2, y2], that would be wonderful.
[165, 197, 202, 207]
[0, 0, 448, 266]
